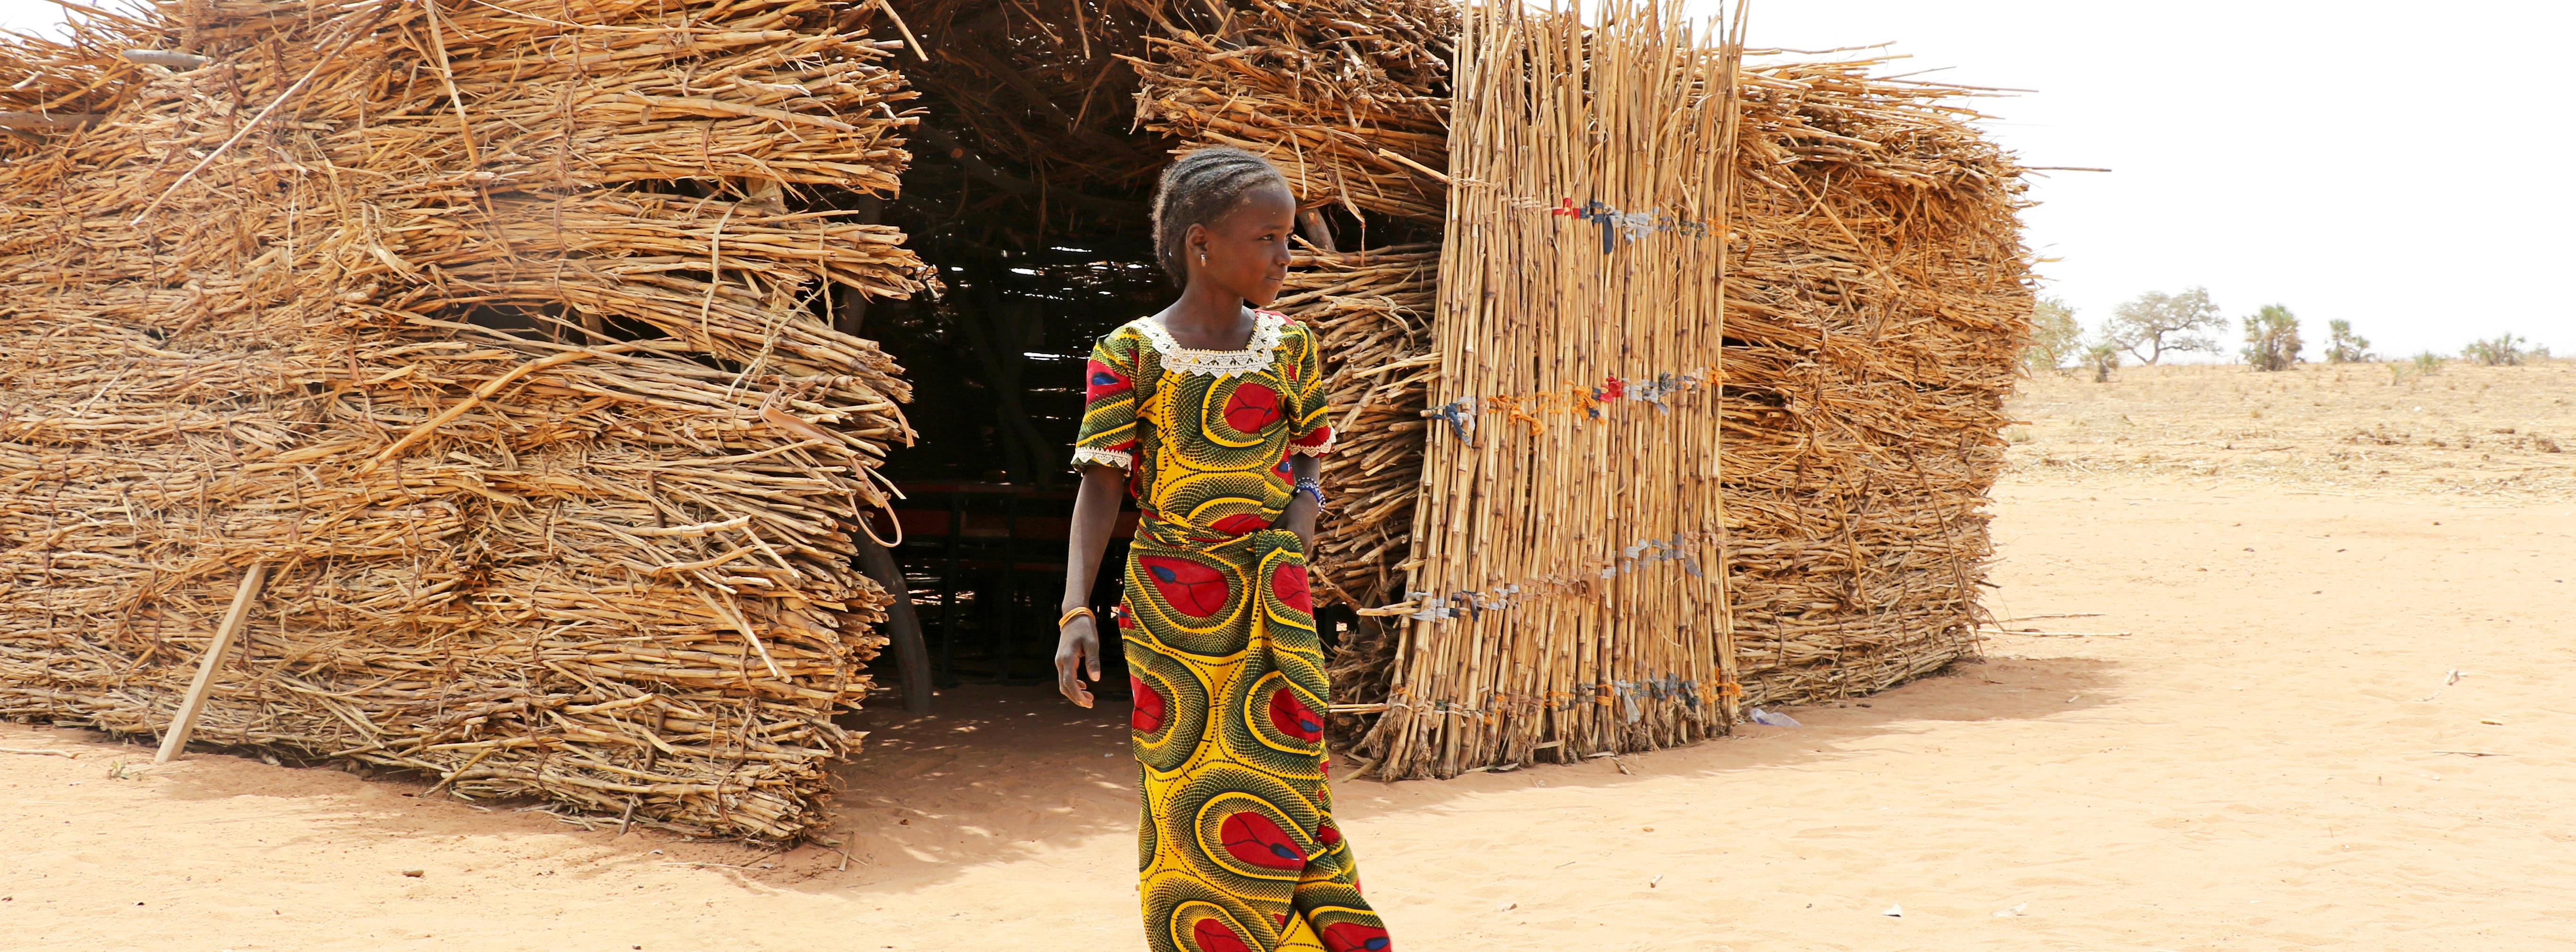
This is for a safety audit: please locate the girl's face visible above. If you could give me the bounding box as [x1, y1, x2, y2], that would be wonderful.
[1186, 182, 1297, 307]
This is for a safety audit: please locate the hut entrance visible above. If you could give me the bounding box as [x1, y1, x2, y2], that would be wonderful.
[846, 0, 1452, 719]
[853, 1, 1213, 699]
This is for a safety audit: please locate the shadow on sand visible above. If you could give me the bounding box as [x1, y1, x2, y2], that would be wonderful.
[90, 653, 2119, 897]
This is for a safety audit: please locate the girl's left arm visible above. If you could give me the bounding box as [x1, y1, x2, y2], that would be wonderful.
[1280, 453, 1321, 551]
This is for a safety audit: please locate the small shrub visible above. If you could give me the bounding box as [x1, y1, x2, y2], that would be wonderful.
[2084, 340, 2121, 383]
[2410, 352, 2443, 375]
[2240, 305, 2303, 372]
[2324, 319, 2372, 364]
[2461, 333, 2538, 367]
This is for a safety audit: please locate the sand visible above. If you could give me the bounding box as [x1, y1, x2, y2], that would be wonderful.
[5, 363, 2573, 951]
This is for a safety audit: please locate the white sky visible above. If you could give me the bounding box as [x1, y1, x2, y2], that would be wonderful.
[8, 0, 2571, 359]
[1715, 0, 2576, 360]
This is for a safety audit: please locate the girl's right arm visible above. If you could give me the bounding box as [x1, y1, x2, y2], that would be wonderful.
[1055, 464, 1127, 707]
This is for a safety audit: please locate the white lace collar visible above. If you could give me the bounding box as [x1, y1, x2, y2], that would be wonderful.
[1135, 310, 1287, 378]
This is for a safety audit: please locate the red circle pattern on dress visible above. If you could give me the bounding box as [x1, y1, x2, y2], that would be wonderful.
[1086, 358, 1132, 399]
[1322, 922, 1393, 952]
[1190, 916, 1255, 952]
[1222, 382, 1281, 434]
[1143, 556, 1232, 617]
[1132, 673, 1167, 733]
[1269, 561, 1313, 613]
[1267, 686, 1323, 743]
[1210, 513, 1272, 537]
[1218, 811, 1307, 871]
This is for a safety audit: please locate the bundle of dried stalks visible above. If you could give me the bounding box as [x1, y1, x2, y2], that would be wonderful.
[1275, 243, 1438, 612]
[1126, 0, 1455, 225]
[0, 0, 927, 840]
[1301, 7, 2031, 778]
[1715, 55, 2033, 705]
[1347, 0, 1739, 780]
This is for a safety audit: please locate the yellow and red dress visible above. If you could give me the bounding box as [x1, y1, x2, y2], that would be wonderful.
[1072, 309, 1390, 952]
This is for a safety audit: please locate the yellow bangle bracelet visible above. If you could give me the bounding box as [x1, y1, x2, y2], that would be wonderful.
[1057, 606, 1095, 629]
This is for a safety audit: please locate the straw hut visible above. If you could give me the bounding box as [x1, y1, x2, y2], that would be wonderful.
[0, 0, 2030, 836]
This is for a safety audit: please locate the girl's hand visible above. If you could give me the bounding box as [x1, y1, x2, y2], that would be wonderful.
[1055, 613, 1103, 708]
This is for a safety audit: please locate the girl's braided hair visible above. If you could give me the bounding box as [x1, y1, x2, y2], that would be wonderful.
[1150, 147, 1291, 286]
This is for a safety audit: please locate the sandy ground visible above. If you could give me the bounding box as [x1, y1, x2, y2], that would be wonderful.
[6, 364, 2574, 951]
[2006, 359, 2575, 496]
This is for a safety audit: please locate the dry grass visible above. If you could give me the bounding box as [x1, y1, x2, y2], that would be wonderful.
[2007, 361, 2576, 497]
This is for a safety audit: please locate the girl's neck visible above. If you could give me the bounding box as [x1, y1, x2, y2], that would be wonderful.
[1156, 281, 1255, 351]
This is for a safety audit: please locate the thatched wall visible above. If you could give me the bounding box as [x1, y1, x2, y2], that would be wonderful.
[1131, 5, 2033, 776]
[0, 0, 927, 840]
[1720, 58, 2030, 706]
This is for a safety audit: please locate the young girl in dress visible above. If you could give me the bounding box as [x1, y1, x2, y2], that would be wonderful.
[1052, 148, 1394, 952]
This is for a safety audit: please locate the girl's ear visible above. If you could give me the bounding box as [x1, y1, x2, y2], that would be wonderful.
[1183, 222, 1209, 271]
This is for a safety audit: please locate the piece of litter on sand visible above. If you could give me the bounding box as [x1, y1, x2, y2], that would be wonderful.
[1993, 902, 2027, 917]
[1648, 874, 1664, 888]
[1881, 904, 1903, 918]
[2419, 668, 2465, 700]
[1496, 901, 1517, 912]
[1583, 751, 1634, 775]
[1747, 708, 1801, 727]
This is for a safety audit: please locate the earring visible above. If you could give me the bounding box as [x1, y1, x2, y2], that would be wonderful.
[1197, 250, 1207, 265]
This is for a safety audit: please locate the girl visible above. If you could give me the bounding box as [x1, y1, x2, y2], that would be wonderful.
[1053, 148, 1394, 952]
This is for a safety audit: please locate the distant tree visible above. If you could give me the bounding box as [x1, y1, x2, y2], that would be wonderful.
[2019, 297, 2082, 375]
[2462, 333, 2543, 367]
[2324, 319, 2372, 363]
[2084, 339, 2122, 383]
[2241, 304, 2303, 372]
[2107, 287, 2226, 365]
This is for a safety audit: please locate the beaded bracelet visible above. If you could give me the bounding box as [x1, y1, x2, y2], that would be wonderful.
[1293, 476, 1327, 511]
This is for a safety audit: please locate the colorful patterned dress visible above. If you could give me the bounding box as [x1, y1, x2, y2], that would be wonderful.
[1072, 310, 1392, 952]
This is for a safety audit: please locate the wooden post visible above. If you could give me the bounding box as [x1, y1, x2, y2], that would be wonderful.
[855, 534, 932, 715]
[1298, 208, 1339, 254]
[155, 564, 268, 764]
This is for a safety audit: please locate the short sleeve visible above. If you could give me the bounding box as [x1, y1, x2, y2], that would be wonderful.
[1072, 332, 1142, 469]
[1286, 325, 1334, 456]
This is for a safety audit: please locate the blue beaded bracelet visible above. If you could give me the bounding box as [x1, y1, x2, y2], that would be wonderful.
[1293, 476, 1327, 511]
